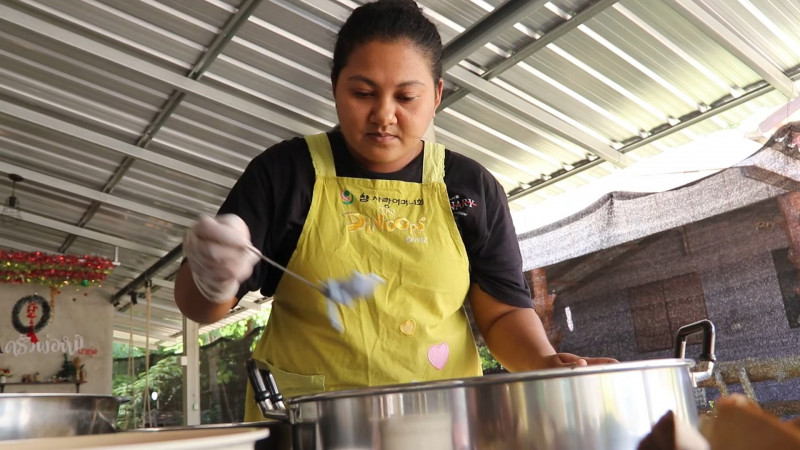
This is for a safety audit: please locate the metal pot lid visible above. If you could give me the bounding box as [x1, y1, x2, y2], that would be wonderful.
[290, 358, 695, 404]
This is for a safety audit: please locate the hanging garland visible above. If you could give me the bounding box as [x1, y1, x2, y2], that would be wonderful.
[11, 294, 52, 343]
[0, 250, 114, 287]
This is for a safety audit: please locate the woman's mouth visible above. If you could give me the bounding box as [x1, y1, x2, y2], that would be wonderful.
[367, 132, 396, 144]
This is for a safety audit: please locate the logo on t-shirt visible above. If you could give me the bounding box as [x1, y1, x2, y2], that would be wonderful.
[450, 195, 477, 217]
[341, 189, 354, 205]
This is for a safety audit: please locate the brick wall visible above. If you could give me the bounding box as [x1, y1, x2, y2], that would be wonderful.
[546, 197, 797, 362]
[536, 197, 800, 412]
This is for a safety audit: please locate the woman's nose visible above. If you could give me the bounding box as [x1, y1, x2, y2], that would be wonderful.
[370, 98, 397, 126]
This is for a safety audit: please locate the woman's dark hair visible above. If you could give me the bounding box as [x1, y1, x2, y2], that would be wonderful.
[331, 0, 443, 89]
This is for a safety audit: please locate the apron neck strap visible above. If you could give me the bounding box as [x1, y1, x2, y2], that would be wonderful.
[422, 140, 445, 184]
[305, 133, 336, 177]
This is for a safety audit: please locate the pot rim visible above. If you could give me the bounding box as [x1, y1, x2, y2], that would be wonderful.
[290, 358, 696, 404]
[0, 393, 130, 403]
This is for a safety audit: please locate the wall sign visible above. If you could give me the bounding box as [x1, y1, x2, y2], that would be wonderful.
[2, 334, 85, 357]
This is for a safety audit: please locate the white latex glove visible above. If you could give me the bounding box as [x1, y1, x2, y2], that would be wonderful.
[183, 214, 260, 303]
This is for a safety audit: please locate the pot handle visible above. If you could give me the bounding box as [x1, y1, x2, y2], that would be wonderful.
[246, 359, 290, 421]
[673, 319, 716, 385]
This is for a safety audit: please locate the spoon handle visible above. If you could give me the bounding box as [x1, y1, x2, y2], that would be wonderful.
[245, 243, 323, 293]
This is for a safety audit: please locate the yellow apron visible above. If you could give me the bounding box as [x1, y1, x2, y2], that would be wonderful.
[244, 133, 481, 421]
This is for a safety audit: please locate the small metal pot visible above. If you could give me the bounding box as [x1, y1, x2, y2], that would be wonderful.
[248, 319, 716, 450]
[0, 393, 129, 440]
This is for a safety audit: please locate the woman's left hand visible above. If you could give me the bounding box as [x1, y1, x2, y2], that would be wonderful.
[541, 352, 618, 369]
[469, 283, 619, 372]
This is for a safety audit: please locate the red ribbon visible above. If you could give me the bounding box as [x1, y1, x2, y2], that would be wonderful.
[27, 324, 39, 344]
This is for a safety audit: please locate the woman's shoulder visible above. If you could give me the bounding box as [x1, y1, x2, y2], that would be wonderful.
[444, 148, 481, 167]
[232, 135, 315, 195]
[443, 148, 503, 195]
[250, 135, 311, 168]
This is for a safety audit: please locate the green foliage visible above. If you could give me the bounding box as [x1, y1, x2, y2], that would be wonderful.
[114, 354, 184, 429]
[112, 343, 145, 359]
[160, 341, 184, 354]
[112, 310, 272, 428]
[478, 345, 500, 371]
[199, 309, 271, 344]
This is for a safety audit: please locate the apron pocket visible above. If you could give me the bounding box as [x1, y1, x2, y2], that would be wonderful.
[265, 360, 326, 399]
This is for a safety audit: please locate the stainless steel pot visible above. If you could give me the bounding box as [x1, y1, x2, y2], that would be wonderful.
[0, 393, 129, 440]
[248, 319, 716, 450]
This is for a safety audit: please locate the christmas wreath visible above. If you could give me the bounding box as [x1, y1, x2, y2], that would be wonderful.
[12, 294, 52, 341]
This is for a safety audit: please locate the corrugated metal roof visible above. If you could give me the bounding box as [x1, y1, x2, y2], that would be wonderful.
[1, 0, 798, 347]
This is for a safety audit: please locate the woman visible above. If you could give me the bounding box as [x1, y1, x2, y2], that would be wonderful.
[175, 0, 615, 420]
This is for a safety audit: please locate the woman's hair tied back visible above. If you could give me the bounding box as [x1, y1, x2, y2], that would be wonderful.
[331, 0, 443, 88]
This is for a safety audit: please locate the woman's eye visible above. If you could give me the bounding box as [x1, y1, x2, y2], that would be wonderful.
[397, 96, 416, 102]
[353, 91, 373, 98]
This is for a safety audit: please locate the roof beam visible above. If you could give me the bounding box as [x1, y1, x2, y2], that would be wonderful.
[238, 298, 270, 311]
[439, 0, 619, 111]
[666, 0, 796, 99]
[0, 237, 51, 253]
[8, 211, 167, 257]
[442, 0, 549, 70]
[114, 311, 182, 330]
[238, 291, 272, 311]
[110, 244, 183, 302]
[133, 300, 180, 315]
[112, 266, 175, 290]
[112, 329, 174, 348]
[114, 326, 180, 343]
[274, 0, 351, 27]
[0, 3, 323, 136]
[49, 0, 265, 255]
[143, 277, 174, 290]
[507, 66, 800, 201]
[0, 100, 236, 188]
[447, 65, 630, 167]
[0, 162, 196, 227]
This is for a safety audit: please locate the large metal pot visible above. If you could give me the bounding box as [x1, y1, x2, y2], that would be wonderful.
[0, 393, 129, 440]
[248, 319, 716, 450]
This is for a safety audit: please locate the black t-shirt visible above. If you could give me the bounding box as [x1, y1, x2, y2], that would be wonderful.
[219, 131, 532, 308]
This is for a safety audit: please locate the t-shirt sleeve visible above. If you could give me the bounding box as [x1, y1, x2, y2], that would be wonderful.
[217, 152, 274, 298]
[445, 152, 532, 309]
[216, 137, 312, 299]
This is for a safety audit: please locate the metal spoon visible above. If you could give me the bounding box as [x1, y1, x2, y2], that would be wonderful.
[244, 243, 384, 304]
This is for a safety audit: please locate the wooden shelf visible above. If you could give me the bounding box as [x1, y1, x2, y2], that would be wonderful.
[0, 381, 86, 393]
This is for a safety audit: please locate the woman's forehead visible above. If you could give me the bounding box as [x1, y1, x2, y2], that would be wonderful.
[341, 40, 433, 78]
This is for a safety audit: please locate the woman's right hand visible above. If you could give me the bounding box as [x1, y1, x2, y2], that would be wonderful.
[182, 214, 260, 303]
[540, 352, 619, 369]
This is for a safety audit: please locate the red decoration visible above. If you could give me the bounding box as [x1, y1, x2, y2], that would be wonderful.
[26, 302, 39, 343]
[0, 250, 114, 287]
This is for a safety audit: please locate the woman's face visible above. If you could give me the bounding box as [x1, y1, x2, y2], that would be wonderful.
[334, 39, 443, 173]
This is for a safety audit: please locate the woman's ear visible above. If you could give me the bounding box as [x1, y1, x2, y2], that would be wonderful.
[433, 78, 444, 113]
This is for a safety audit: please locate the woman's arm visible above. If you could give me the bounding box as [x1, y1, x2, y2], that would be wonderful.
[174, 214, 260, 325]
[468, 283, 617, 371]
[174, 262, 239, 324]
[173, 139, 307, 325]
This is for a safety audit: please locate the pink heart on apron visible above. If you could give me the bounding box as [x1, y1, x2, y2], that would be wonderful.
[427, 343, 449, 370]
